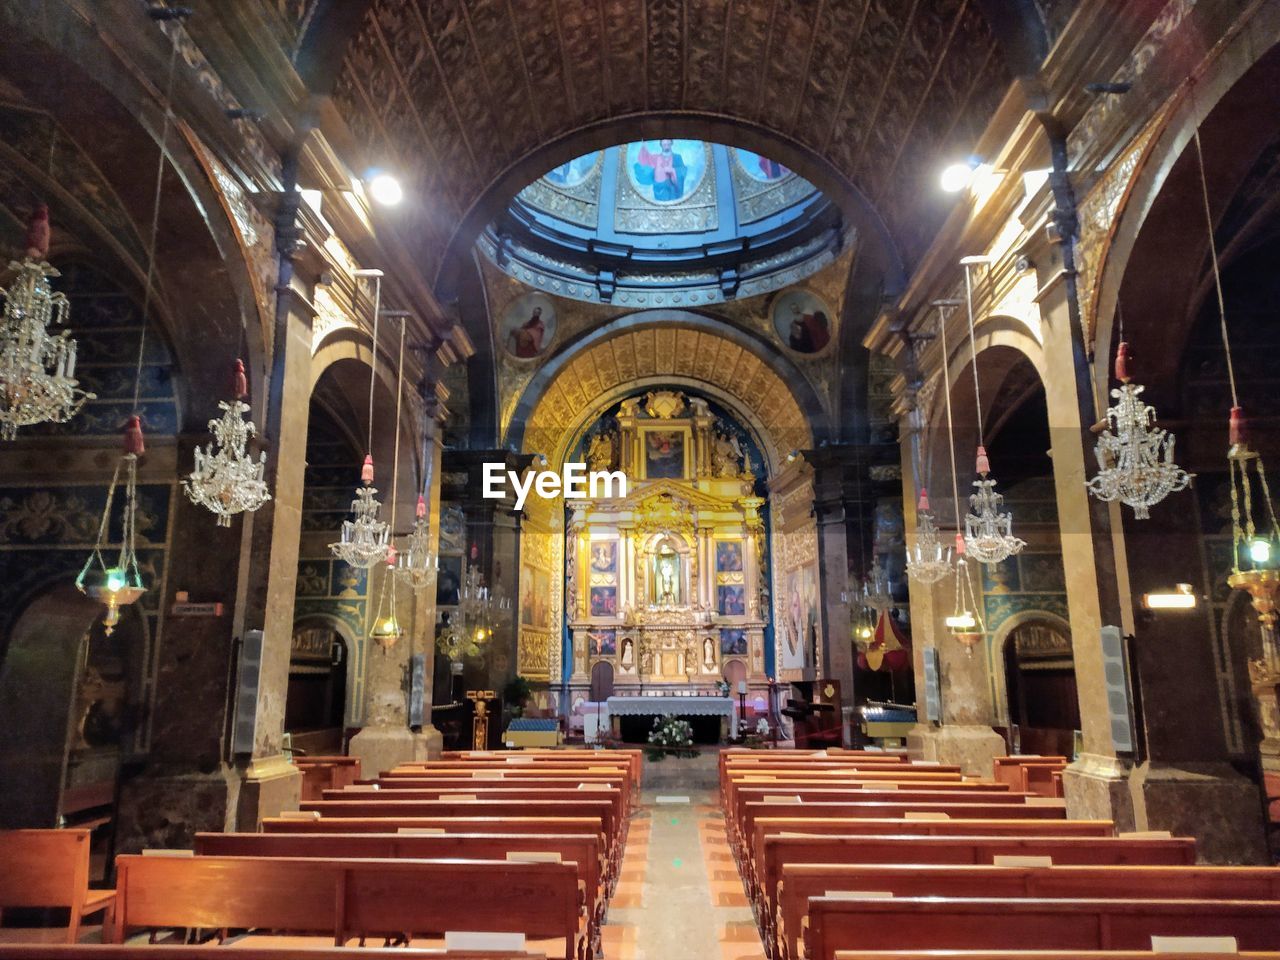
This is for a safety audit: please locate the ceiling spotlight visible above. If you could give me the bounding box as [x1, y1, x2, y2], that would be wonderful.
[940, 161, 976, 193]
[369, 173, 403, 206]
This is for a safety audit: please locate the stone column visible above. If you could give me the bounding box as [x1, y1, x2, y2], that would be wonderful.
[899, 427, 1005, 775]
[348, 388, 449, 773]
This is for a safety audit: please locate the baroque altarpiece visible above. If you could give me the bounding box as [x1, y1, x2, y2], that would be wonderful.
[561, 391, 770, 696]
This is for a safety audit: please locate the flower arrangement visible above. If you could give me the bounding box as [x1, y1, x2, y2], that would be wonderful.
[646, 713, 698, 761]
[715, 679, 730, 698]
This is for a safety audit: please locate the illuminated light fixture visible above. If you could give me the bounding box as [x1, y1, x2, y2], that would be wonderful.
[960, 256, 1025, 565]
[940, 161, 977, 193]
[369, 316, 409, 650]
[368, 172, 403, 206]
[1249, 537, 1273, 566]
[183, 359, 270, 526]
[1142, 583, 1197, 611]
[948, 543, 987, 656]
[395, 494, 437, 593]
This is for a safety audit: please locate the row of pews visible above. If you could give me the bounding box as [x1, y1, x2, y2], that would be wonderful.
[721, 748, 1280, 960]
[0, 748, 641, 960]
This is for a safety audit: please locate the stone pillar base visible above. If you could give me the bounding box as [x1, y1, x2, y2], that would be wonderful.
[350, 724, 423, 776]
[235, 753, 302, 830]
[906, 724, 1005, 777]
[114, 763, 241, 853]
[1062, 752, 1136, 828]
[1129, 761, 1267, 864]
[415, 724, 444, 760]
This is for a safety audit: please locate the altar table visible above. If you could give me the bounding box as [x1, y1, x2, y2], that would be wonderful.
[605, 695, 737, 741]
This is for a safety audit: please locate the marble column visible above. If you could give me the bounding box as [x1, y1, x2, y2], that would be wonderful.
[349, 392, 449, 773]
[899, 415, 1005, 776]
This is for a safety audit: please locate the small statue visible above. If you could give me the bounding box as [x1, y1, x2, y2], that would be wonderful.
[586, 431, 614, 472]
[711, 429, 744, 478]
[703, 634, 715, 668]
[657, 557, 677, 605]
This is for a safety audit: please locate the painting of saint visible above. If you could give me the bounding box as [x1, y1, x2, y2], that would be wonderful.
[532, 569, 551, 628]
[644, 430, 685, 479]
[735, 148, 790, 182]
[436, 555, 462, 607]
[720, 628, 748, 656]
[718, 584, 746, 616]
[626, 139, 707, 203]
[780, 569, 806, 670]
[716, 541, 744, 572]
[589, 585, 617, 618]
[519, 565, 535, 626]
[543, 152, 599, 188]
[772, 289, 833, 355]
[588, 629, 617, 657]
[590, 541, 617, 574]
[501, 293, 557, 360]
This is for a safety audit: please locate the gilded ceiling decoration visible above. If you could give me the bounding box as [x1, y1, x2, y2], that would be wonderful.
[519, 326, 813, 467]
[332, 0, 1009, 286]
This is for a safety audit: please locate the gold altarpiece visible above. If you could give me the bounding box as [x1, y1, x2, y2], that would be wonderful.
[564, 391, 769, 693]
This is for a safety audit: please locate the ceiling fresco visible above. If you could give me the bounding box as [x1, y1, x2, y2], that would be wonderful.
[331, 0, 1011, 289]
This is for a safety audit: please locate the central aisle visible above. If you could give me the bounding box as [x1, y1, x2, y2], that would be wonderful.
[602, 762, 765, 960]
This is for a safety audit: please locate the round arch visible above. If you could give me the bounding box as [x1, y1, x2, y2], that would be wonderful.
[989, 609, 1073, 726]
[1090, 6, 1280, 394]
[510, 312, 825, 470]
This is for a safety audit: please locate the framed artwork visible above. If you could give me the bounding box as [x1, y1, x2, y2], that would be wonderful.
[543, 152, 600, 188]
[735, 148, 790, 182]
[772, 289, 834, 355]
[500, 292, 557, 360]
[587, 629, 617, 657]
[589, 585, 617, 618]
[720, 627, 748, 655]
[520, 565, 534, 626]
[717, 584, 746, 616]
[590, 541, 617, 574]
[716, 541, 744, 572]
[643, 428, 686, 479]
[532, 569, 551, 628]
[625, 139, 707, 203]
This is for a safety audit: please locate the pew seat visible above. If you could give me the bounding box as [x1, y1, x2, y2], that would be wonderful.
[803, 897, 1280, 959]
[0, 947, 542, 959]
[111, 854, 587, 960]
[0, 830, 115, 944]
[831, 953, 1280, 960]
[777, 863, 1280, 960]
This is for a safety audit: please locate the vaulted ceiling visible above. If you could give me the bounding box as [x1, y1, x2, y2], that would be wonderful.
[326, 0, 1027, 296]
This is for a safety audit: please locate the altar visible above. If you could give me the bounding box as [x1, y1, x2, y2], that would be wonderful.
[605, 695, 737, 742]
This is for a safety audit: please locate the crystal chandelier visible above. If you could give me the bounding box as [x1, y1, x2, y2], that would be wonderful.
[183, 359, 270, 526]
[906, 488, 954, 584]
[0, 207, 94, 440]
[1085, 330, 1191, 518]
[76, 418, 147, 635]
[960, 257, 1024, 565]
[437, 562, 508, 664]
[862, 559, 894, 613]
[395, 494, 437, 592]
[330, 270, 391, 569]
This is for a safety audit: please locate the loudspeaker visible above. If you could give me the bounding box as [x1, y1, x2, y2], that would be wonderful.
[922, 646, 941, 723]
[1099, 625, 1134, 752]
[231, 629, 263, 755]
[409, 653, 426, 728]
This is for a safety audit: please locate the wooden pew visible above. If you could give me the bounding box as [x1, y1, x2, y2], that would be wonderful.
[0, 829, 116, 944]
[721, 765, 967, 800]
[194, 831, 604, 922]
[325, 787, 626, 833]
[832, 953, 1280, 960]
[743, 818, 1116, 899]
[440, 748, 643, 786]
[992, 756, 1067, 794]
[111, 855, 587, 959]
[0, 949, 546, 960]
[396, 756, 638, 793]
[299, 798, 621, 860]
[804, 897, 1280, 958]
[294, 756, 361, 802]
[778, 862, 1280, 960]
[374, 771, 635, 812]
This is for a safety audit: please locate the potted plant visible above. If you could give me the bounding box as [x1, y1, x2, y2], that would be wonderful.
[503, 674, 532, 719]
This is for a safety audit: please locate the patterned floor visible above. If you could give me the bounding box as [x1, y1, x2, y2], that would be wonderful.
[602, 788, 765, 960]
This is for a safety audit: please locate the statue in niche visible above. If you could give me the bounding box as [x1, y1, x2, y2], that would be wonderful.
[703, 635, 715, 669]
[711, 429, 744, 477]
[652, 544, 682, 606]
[621, 636, 635, 669]
[587, 430, 615, 472]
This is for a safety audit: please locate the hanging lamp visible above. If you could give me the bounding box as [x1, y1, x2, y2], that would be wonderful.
[906, 301, 961, 585]
[960, 257, 1026, 565]
[1085, 307, 1191, 518]
[0, 205, 94, 439]
[370, 317, 408, 649]
[183, 358, 271, 525]
[939, 292, 987, 654]
[77, 15, 187, 630]
[330, 269, 392, 569]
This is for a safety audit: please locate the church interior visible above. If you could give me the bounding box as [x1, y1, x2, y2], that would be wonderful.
[6, 0, 1280, 956]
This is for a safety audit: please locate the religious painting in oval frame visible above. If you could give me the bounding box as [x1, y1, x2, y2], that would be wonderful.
[625, 139, 708, 204]
[735, 148, 790, 182]
[772, 288, 834, 356]
[501, 292, 557, 361]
